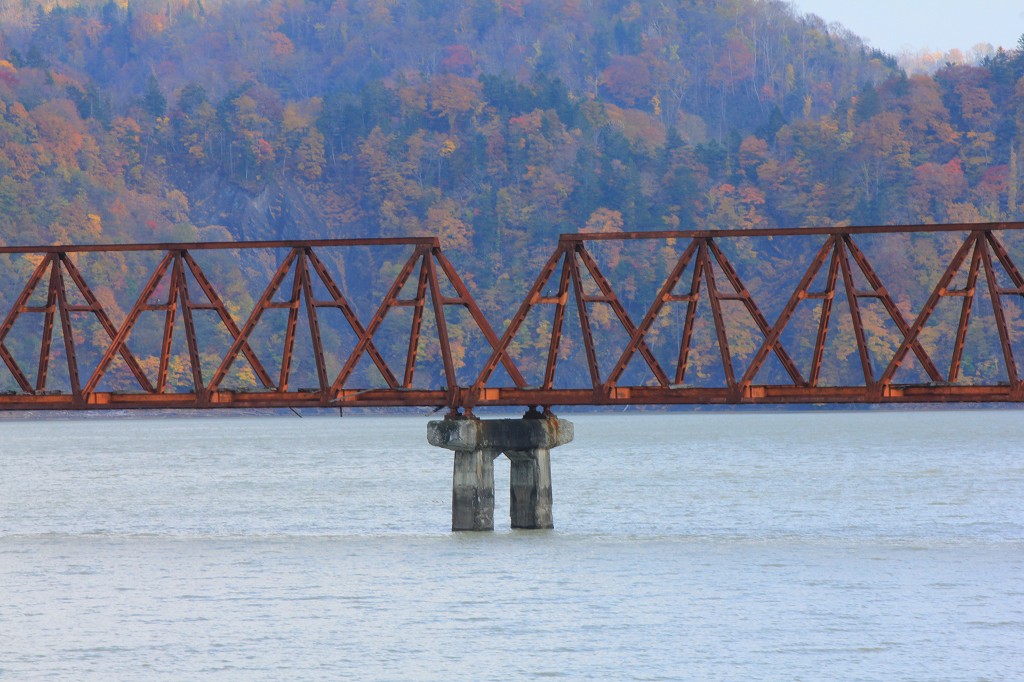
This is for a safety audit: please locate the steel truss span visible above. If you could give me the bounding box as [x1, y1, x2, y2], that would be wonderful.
[3, 224, 1024, 412]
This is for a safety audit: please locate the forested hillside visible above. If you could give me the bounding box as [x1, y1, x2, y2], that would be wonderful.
[2, 0, 1021, 244]
[2, 0, 1024, 392]
[0, 0, 914, 248]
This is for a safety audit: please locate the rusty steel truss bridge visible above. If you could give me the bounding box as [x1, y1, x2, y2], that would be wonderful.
[4, 222, 1024, 413]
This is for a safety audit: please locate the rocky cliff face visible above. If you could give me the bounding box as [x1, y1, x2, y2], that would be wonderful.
[186, 173, 332, 242]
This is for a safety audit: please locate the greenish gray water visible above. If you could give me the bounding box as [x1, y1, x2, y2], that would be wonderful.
[1, 411, 1022, 680]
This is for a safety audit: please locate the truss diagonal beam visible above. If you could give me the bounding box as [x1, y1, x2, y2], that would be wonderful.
[706, 239, 804, 386]
[182, 251, 275, 388]
[879, 233, 979, 387]
[329, 247, 422, 394]
[208, 249, 299, 393]
[470, 244, 567, 396]
[0, 255, 52, 393]
[61, 255, 155, 393]
[305, 249, 400, 391]
[843, 236, 943, 383]
[606, 239, 700, 388]
[574, 245, 670, 390]
[83, 252, 175, 395]
[740, 236, 835, 389]
[432, 248, 526, 389]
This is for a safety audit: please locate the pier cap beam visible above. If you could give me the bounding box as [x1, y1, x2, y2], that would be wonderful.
[427, 415, 573, 452]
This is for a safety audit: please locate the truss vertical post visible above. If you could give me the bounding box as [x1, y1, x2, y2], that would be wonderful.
[425, 248, 459, 406]
[979, 236, 1019, 388]
[542, 258, 572, 390]
[174, 251, 205, 399]
[53, 255, 82, 401]
[948, 237, 983, 382]
[676, 241, 707, 386]
[35, 255, 58, 391]
[567, 245, 602, 393]
[837, 237, 875, 388]
[299, 249, 330, 395]
[156, 254, 180, 393]
[809, 241, 841, 387]
[701, 240, 736, 391]
[403, 255, 431, 388]
[278, 249, 306, 392]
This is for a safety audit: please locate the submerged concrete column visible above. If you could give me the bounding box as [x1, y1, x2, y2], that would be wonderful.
[507, 448, 553, 529]
[451, 448, 498, 531]
[427, 412, 573, 531]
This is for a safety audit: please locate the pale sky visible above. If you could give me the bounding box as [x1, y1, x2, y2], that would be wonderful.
[790, 0, 1024, 54]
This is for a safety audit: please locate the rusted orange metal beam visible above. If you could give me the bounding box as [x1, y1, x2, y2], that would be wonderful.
[1, 225, 1024, 411]
[556, 221, 1022, 241]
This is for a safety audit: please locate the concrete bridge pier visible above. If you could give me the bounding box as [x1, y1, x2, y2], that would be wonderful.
[427, 410, 574, 531]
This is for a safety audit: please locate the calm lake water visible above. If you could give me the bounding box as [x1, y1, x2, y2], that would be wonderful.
[1, 410, 1022, 680]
